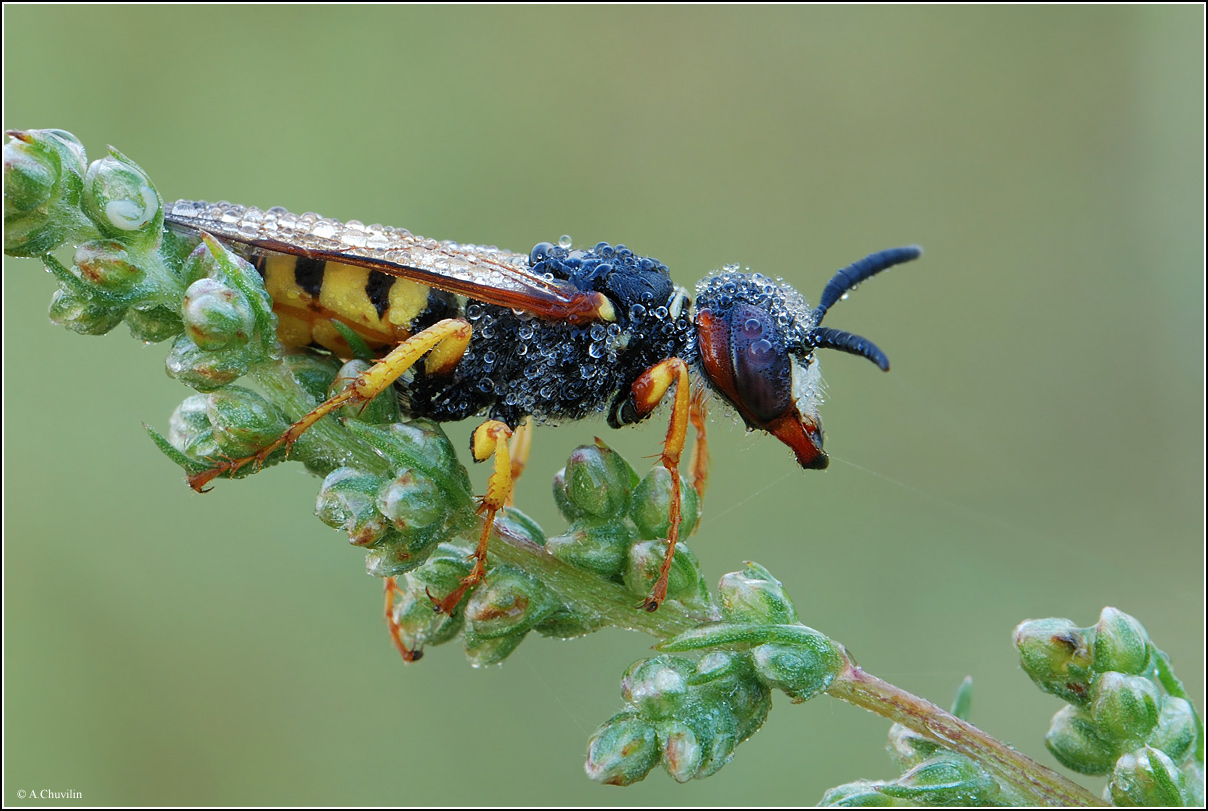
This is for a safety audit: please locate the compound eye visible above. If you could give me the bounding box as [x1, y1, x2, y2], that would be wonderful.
[729, 303, 792, 423]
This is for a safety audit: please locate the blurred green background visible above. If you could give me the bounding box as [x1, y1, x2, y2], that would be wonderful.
[4, 6, 1202, 806]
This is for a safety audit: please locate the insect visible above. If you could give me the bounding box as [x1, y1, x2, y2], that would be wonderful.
[163, 200, 920, 619]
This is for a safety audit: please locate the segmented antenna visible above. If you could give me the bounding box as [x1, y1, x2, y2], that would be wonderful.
[805, 245, 922, 372]
[813, 245, 922, 323]
[805, 326, 890, 371]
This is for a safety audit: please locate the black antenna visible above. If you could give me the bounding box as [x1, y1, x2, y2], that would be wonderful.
[804, 326, 890, 371]
[813, 245, 922, 323]
[805, 245, 922, 372]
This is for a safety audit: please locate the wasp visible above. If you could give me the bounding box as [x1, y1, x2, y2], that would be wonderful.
[164, 200, 920, 619]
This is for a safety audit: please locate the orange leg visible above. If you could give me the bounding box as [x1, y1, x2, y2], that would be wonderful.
[688, 388, 709, 505]
[188, 318, 472, 492]
[383, 577, 423, 663]
[624, 358, 694, 612]
[431, 419, 515, 614]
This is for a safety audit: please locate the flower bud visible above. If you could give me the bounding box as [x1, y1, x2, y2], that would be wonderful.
[182, 278, 256, 352]
[717, 561, 798, 625]
[48, 286, 126, 335]
[1093, 607, 1150, 676]
[585, 712, 659, 786]
[545, 520, 632, 578]
[1148, 696, 1198, 763]
[404, 543, 474, 608]
[204, 386, 289, 458]
[167, 394, 221, 461]
[4, 134, 57, 214]
[365, 536, 446, 580]
[884, 755, 999, 805]
[389, 578, 463, 652]
[818, 781, 897, 806]
[751, 636, 844, 702]
[81, 149, 161, 242]
[629, 465, 699, 540]
[554, 442, 637, 521]
[343, 421, 470, 500]
[621, 656, 696, 720]
[165, 334, 252, 392]
[1090, 672, 1161, 746]
[464, 565, 560, 640]
[690, 652, 771, 742]
[463, 631, 526, 667]
[658, 706, 739, 781]
[125, 304, 183, 343]
[1045, 704, 1120, 775]
[376, 469, 445, 534]
[316, 467, 391, 548]
[71, 239, 145, 297]
[1013, 617, 1094, 705]
[624, 540, 708, 606]
[4, 129, 87, 256]
[1107, 746, 1187, 807]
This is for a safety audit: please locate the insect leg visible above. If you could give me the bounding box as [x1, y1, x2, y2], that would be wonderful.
[619, 357, 693, 611]
[505, 416, 534, 507]
[383, 576, 423, 663]
[431, 420, 514, 615]
[688, 388, 709, 507]
[187, 318, 473, 491]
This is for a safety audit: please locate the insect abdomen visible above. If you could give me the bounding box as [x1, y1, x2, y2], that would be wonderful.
[252, 252, 450, 355]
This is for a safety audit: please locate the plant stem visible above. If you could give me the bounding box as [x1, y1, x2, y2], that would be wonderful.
[829, 662, 1105, 807]
[489, 519, 715, 637]
[487, 520, 1102, 804]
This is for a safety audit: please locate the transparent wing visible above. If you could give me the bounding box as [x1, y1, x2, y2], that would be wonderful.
[164, 200, 607, 323]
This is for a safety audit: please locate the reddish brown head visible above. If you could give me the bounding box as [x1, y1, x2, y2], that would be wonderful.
[692, 247, 921, 470]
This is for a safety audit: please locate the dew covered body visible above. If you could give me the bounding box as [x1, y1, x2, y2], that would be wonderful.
[165, 201, 698, 429]
[164, 199, 919, 468]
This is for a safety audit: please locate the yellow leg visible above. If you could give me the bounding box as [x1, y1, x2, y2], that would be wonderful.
[505, 417, 534, 507]
[431, 419, 514, 614]
[625, 357, 693, 612]
[188, 318, 472, 492]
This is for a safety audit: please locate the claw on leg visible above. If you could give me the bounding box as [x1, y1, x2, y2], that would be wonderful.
[622, 358, 694, 612]
[429, 419, 514, 615]
[384, 576, 422, 663]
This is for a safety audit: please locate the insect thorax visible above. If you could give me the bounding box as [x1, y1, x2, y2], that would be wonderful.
[402, 242, 697, 428]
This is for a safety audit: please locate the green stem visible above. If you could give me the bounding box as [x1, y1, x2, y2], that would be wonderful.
[828, 662, 1105, 807]
[489, 518, 714, 637]
[487, 519, 1102, 805]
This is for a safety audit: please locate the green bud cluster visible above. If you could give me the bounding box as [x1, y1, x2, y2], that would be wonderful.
[588, 562, 847, 785]
[315, 420, 478, 575]
[545, 441, 709, 609]
[658, 563, 844, 702]
[5, 130, 187, 341]
[822, 679, 1015, 807]
[1014, 607, 1203, 800]
[164, 234, 279, 391]
[585, 652, 772, 785]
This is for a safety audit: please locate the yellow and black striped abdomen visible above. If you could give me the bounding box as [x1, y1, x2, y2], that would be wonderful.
[253, 252, 447, 355]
